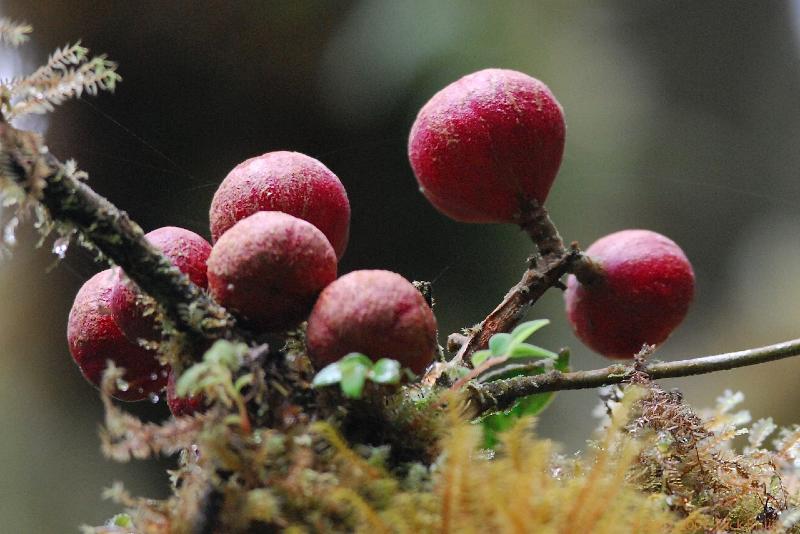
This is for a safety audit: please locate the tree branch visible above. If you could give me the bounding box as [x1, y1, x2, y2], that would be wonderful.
[465, 338, 800, 417]
[0, 122, 241, 342]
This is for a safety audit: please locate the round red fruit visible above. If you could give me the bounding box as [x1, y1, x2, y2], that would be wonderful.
[111, 226, 211, 342]
[166, 369, 205, 417]
[209, 151, 350, 258]
[408, 68, 565, 223]
[564, 229, 695, 359]
[207, 211, 337, 332]
[67, 270, 168, 401]
[306, 270, 438, 375]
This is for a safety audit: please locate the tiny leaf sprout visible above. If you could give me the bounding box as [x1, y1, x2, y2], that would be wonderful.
[471, 319, 557, 368]
[312, 353, 403, 399]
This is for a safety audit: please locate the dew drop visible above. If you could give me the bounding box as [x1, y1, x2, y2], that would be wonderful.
[115, 378, 130, 392]
[3, 217, 18, 247]
[148, 392, 160, 404]
[227, 283, 235, 291]
[150, 372, 159, 381]
[161, 369, 169, 378]
[52, 236, 70, 259]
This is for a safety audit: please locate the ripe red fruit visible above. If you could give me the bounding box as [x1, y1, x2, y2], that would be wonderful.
[306, 270, 438, 375]
[209, 151, 350, 259]
[207, 211, 337, 332]
[67, 270, 168, 401]
[111, 226, 212, 342]
[564, 229, 695, 359]
[408, 68, 565, 223]
[166, 369, 205, 417]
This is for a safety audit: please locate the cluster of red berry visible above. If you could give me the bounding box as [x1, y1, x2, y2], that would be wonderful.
[66, 150, 437, 412]
[66, 67, 695, 413]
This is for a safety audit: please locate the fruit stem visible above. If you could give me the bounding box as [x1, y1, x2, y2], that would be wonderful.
[440, 202, 596, 372]
[465, 337, 800, 417]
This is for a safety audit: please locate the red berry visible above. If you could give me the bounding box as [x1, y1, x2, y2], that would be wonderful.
[207, 211, 337, 332]
[166, 369, 205, 417]
[67, 270, 168, 401]
[111, 226, 211, 342]
[408, 68, 565, 223]
[564, 230, 695, 359]
[306, 270, 438, 375]
[209, 151, 350, 259]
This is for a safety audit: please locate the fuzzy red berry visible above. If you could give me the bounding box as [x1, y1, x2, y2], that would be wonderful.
[166, 369, 205, 417]
[408, 68, 565, 223]
[209, 151, 350, 259]
[207, 211, 337, 332]
[111, 226, 212, 342]
[306, 270, 438, 375]
[564, 230, 695, 359]
[67, 270, 168, 401]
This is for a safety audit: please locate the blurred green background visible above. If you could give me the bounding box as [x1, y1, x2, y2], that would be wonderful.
[2, 0, 800, 529]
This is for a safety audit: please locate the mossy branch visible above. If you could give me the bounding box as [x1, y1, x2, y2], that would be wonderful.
[0, 121, 240, 342]
[449, 202, 601, 367]
[465, 337, 800, 416]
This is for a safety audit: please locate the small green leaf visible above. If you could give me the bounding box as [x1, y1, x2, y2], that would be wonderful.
[516, 391, 555, 417]
[489, 333, 513, 356]
[340, 359, 369, 399]
[471, 350, 493, 367]
[340, 352, 373, 367]
[370, 358, 401, 384]
[509, 342, 558, 359]
[176, 364, 208, 397]
[480, 391, 555, 448]
[509, 319, 550, 346]
[311, 362, 343, 388]
[555, 349, 571, 372]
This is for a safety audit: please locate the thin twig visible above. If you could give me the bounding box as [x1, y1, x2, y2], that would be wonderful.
[465, 338, 800, 417]
[0, 122, 240, 342]
[445, 202, 600, 370]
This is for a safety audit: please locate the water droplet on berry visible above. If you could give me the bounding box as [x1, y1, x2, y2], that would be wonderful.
[115, 378, 130, 392]
[150, 372, 159, 381]
[148, 392, 160, 403]
[52, 236, 70, 259]
[3, 217, 18, 247]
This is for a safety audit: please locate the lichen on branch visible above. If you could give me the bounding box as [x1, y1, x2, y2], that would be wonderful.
[0, 121, 239, 343]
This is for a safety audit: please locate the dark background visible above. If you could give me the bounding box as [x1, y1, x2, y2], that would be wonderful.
[1, 1, 800, 529]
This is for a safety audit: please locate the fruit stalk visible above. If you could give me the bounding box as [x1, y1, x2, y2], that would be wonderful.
[0, 122, 239, 342]
[465, 337, 800, 416]
[448, 202, 600, 367]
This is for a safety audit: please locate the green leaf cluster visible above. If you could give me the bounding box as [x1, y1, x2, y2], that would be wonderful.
[470, 320, 569, 448]
[471, 319, 557, 367]
[312, 353, 402, 399]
